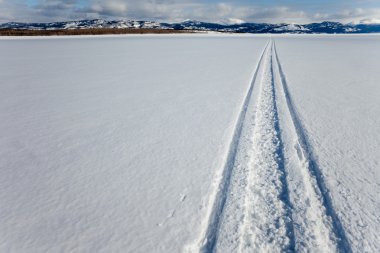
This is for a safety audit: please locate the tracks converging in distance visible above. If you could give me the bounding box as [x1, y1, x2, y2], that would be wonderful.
[189, 40, 351, 253]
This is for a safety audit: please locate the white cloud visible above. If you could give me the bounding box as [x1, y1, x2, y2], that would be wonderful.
[227, 18, 246, 24]
[358, 18, 380, 24]
[312, 8, 380, 24]
[230, 6, 308, 23]
[89, 1, 128, 16]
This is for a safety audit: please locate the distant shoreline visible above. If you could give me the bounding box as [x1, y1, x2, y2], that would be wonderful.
[2, 20, 380, 35]
[0, 28, 193, 36]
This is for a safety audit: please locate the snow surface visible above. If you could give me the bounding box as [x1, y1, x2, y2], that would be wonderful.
[274, 35, 380, 252]
[0, 35, 268, 252]
[1, 34, 379, 253]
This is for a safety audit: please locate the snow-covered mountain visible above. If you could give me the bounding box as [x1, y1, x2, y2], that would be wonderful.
[0, 19, 168, 30]
[1, 19, 380, 33]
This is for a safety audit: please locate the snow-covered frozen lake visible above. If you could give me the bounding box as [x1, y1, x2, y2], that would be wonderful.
[1, 34, 379, 253]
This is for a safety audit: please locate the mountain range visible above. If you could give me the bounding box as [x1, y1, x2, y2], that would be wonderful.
[1, 19, 380, 34]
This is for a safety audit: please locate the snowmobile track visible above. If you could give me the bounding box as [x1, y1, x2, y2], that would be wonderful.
[190, 40, 352, 253]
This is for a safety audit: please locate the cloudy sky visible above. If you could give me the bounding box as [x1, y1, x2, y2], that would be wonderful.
[1, 0, 380, 24]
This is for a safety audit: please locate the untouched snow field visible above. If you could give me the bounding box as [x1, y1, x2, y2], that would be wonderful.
[1, 34, 379, 253]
